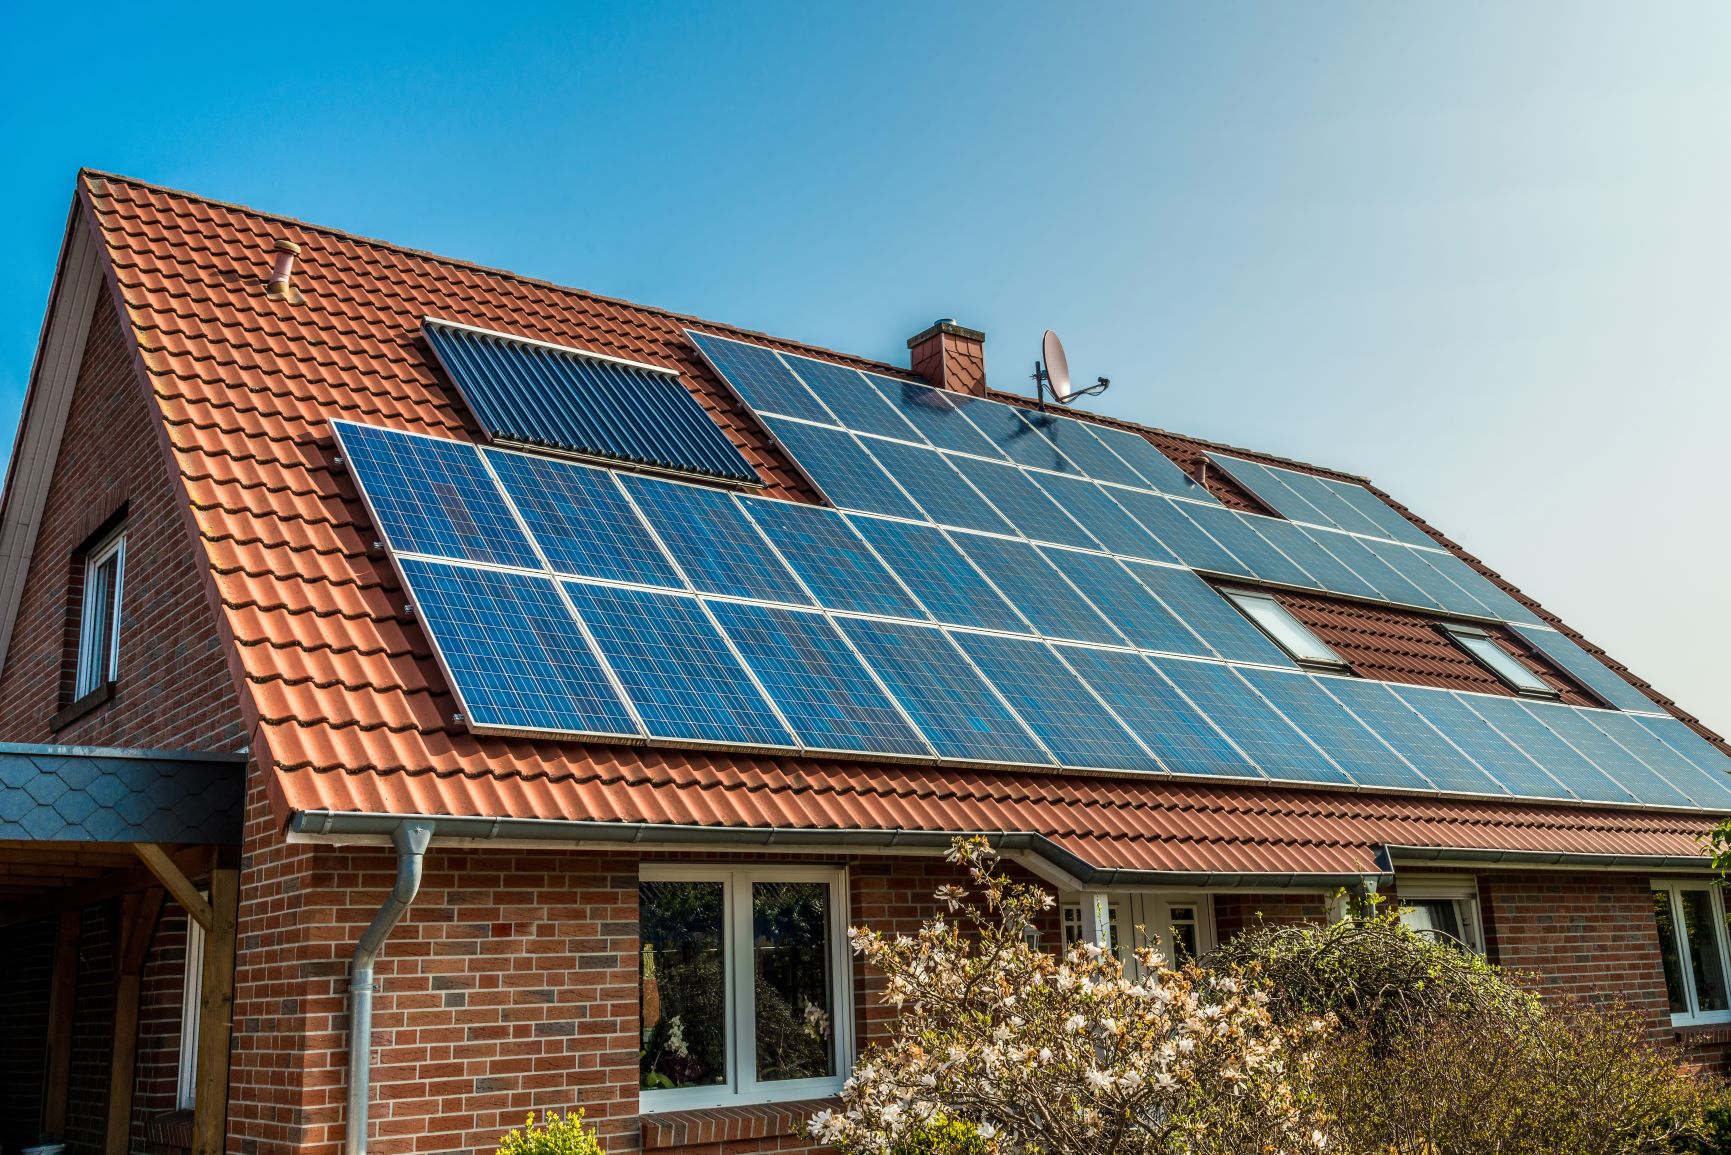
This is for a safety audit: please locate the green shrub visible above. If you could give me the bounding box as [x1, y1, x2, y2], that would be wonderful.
[887, 1116, 990, 1155]
[1673, 1079, 1731, 1154]
[496, 1110, 605, 1155]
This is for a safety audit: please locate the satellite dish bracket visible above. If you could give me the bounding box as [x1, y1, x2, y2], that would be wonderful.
[1033, 329, 1109, 410]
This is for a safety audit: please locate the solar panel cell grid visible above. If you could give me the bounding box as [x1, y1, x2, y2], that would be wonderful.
[1275, 468, 1389, 537]
[1019, 412, 1147, 487]
[1086, 424, 1217, 501]
[858, 438, 1017, 534]
[760, 416, 926, 521]
[1387, 686, 1550, 798]
[1458, 695, 1625, 804]
[1317, 676, 1502, 795]
[1420, 551, 1540, 625]
[1204, 455, 1329, 525]
[1039, 549, 1208, 656]
[1107, 489, 1245, 574]
[949, 533, 1126, 646]
[962, 401, 1081, 473]
[687, 331, 834, 424]
[1586, 710, 1731, 808]
[739, 498, 929, 620]
[1510, 625, 1657, 712]
[1180, 505, 1317, 588]
[1321, 479, 1436, 547]
[1633, 717, 1731, 804]
[946, 456, 1099, 549]
[485, 449, 683, 588]
[1024, 473, 1173, 560]
[845, 517, 1031, 634]
[1237, 669, 1432, 792]
[861, 372, 1006, 458]
[1364, 541, 1489, 617]
[1323, 535, 1443, 610]
[1152, 658, 1351, 785]
[1521, 703, 1689, 808]
[781, 353, 923, 442]
[1251, 518, 1382, 600]
[620, 474, 813, 605]
[1059, 647, 1259, 779]
[1125, 562, 1296, 667]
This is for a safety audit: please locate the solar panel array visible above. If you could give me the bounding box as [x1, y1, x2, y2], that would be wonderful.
[332, 417, 1731, 811]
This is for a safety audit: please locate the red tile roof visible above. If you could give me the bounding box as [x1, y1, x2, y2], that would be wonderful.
[71, 170, 1729, 874]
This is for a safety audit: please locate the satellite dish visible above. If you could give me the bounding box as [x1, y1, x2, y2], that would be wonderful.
[1042, 330, 1073, 402]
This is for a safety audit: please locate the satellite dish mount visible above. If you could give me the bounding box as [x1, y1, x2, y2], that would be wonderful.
[1033, 329, 1109, 410]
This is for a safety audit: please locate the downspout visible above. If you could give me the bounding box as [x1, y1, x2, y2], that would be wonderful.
[346, 819, 434, 1155]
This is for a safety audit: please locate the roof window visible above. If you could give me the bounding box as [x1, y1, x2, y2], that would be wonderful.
[1440, 624, 1558, 698]
[1220, 588, 1349, 670]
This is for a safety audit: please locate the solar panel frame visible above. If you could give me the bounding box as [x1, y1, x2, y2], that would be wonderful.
[1518, 702, 1690, 808]
[1251, 518, 1383, 600]
[1316, 676, 1505, 795]
[618, 473, 814, 606]
[1236, 668, 1433, 791]
[1152, 658, 1352, 785]
[1633, 716, 1731, 804]
[686, 330, 836, 425]
[945, 456, 1100, 549]
[1023, 473, 1175, 560]
[1367, 542, 1495, 617]
[738, 497, 930, 620]
[1203, 455, 1334, 526]
[1324, 535, 1447, 611]
[1084, 423, 1217, 501]
[1417, 549, 1541, 625]
[1178, 504, 1318, 588]
[1585, 710, 1731, 809]
[856, 438, 1018, 534]
[1058, 647, 1261, 779]
[1017, 412, 1148, 487]
[1320, 478, 1436, 547]
[780, 353, 925, 442]
[859, 372, 1008, 458]
[1106, 490, 1242, 573]
[1387, 685, 1558, 799]
[1509, 625, 1659, 712]
[1124, 561, 1298, 667]
[1457, 694, 1628, 804]
[758, 416, 927, 521]
[1272, 468, 1390, 538]
[949, 534, 1126, 646]
[845, 516, 1033, 634]
[1039, 549, 1211, 656]
[960, 400, 1082, 474]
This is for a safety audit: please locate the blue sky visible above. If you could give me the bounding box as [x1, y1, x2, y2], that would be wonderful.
[4, 2, 1729, 729]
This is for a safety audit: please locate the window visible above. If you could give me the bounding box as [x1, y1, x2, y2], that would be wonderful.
[1221, 588, 1348, 670]
[1439, 625, 1557, 698]
[1653, 881, 1731, 1025]
[74, 528, 125, 700]
[639, 866, 850, 1110]
[178, 910, 206, 1110]
[1060, 893, 1213, 970]
[1395, 877, 1484, 954]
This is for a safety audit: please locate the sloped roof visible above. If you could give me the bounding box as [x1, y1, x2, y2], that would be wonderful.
[51, 170, 1727, 874]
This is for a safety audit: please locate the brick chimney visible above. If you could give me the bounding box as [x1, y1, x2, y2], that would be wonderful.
[907, 318, 987, 396]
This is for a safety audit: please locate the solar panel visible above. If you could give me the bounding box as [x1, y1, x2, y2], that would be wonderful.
[1204, 455, 1332, 526]
[1040, 550, 1209, 656]
[1509, 625, 1657, 712]
[1152, 659, 1352, 785]
[485, 449, 682, 588]
[1085, 424, 1216, 501]
[334, 420, 540, 569]
[781, 353, 922, 442]
[948, 534, 1125, 646]
[563, 581, 794, 747]
[860, 372, 1006, 458]
[704, 600, 932, 757]
[1272, 468, 1389, 538]
[1322, 535, 1445, 610]
[1178, 505, 1317, 588]
[1059, 647, 1260, 778]
[1633, 716, 1731, 802]
[945, 456, 1098, 549]
[858, 438, 1017, 534]
[396, 558, 637, 737]
[738, 498, 928, 620]
[426, 320, 758, 484]
[1106, 489, 1242, 573]
[1251, 518, 1383, 600]
[686, 331, 834, 425]
[1457, 695, 1625, 803]
[1125, 562, 1297, 667]
[1521, 703, 1689, 807]
[1320, 478, 1435, 547]
[1316, 677, 1504, 795]
[1236, 669, 1432, 791]
[1582, 710, 1731, 809]
[619, 474, 812, 605]
[1388, 686, 1561, 798]
[961, 401, 1081, 474]
[759, 416, 925, 521]
[1416, 550, 1540, 625]
[1358, 540, 1489, 617]
[1024, 473, 1173, 560]
[834, 617, 1051, 766]
[846, 517, 1031, 634]
[1017, 412, 1146, 487]
[954, 633, 1161, 771]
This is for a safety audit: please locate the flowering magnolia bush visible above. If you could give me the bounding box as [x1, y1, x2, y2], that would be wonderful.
[812, 838, 1332, 1155]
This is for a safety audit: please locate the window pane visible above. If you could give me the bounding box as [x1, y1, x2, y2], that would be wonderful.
[1679, 889, 1729, 1013]
[1451, 630, 1553, 696]
[77, 553, 118, 698]
[1654, 891, 1691, 1015]
[1224, 590, 1345, 667]
[1399, 899, 1465, 946]
[1166, 906, 1199, 964]
[640, 881, 728, 1090]
[752, 881, 835, 1082]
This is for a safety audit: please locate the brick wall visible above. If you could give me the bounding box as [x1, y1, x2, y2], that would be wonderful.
[68, 905, 116, 1155]
[131, 910, 192, 1154]
[1212, 891, 1335, 940]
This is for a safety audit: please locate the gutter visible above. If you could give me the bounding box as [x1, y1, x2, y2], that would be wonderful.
[347, 820, 433, 1155]
[1384, 843, 1716, 873]
[289, 809, 1389, 892]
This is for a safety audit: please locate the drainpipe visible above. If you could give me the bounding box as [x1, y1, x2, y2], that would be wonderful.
[347, 819, 434, 1155]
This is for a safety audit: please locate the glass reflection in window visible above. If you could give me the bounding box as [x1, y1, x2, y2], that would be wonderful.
[752, 881, 834, 1082]
[640, 881, 727, 1090]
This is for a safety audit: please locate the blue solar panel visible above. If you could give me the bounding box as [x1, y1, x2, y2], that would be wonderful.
[687, 331, 833, 424]
[1520, 703, 1689, 807]
[1388, 687, 1560, 798]
[1273, 468, 1389, 537]
[1236, 669, 1432, 791]
[1320, 478, 1434, 547]
[760, 416, 925, 521]
[1583, 710, 1731, 809]
[1289, 527, 1389, 601]
[1204, 455, 1332, 525]
[1153, 659, 1352, 785]
[1321, 535, 1444, 609]
[962, 401, 1081, 474]
[705, 600, 932, 757]
[1017, 412, 1146, 487]
[949, 534, 1125, 646]
[1317, 677, 1503, 795]
[1251, 518, 1383, 599]
[846, 517, 1031, 634]
[858, 439, 1017, 534]
[1457, 694, 1625, 803]
[860, 373, 1006, 458]
[397, 558, 636, 737]
[1124, 562, 1297, 667]
[334, 421, 539, 569]
[955, 633, 1161, 771]
[1634, 716, 1731, 803]
[619, 474, 812, 605]
[1359, 540, 1487, 616]
[426, 321, 757, 484]
[1059, 648, 1260, 779]
[563, 581, 793, 746]
[738, 498, 928, 620]
[1178, 505, 1316, 588]
[1106, 490, 1241, 573]
[1418, 550, 1540, 625]
[485, 449, 682, 588]
[1509, 625, 1657, 712]
[1085, 424, 1216, 501]
[835, 617, 1050, 765]
[1024, 473, 1173, 560]
[781, 354, 922, 441]
[1039, 549, 1207, 656]
[946, 456, 1097, 549]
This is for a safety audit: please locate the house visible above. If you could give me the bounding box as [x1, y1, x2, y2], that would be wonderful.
[1, 169, 1728, 1155]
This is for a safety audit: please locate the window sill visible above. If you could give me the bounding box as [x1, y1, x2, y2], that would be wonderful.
[641, 1098, 837, 1149]
[52, 680, 116, 731]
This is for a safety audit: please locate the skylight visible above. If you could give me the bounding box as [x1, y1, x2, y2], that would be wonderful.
[1220, 588, 1349, 670]
[1440, 625, 1558, 698]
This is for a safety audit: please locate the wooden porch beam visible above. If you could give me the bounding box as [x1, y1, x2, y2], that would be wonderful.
[131, 843, 213, 930]
[40, 908, 80, 1141]
[0, 844, 211, 928]
[103, 888, 164, 1155]
[191, 866, 238, 1155]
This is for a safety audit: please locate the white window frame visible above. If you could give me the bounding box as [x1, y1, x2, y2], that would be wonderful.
[1394, 875, 1485, 955]
[1220, 588, 1349, 670]
[177, 906, 207, 1110]
[1439, 624, 1557, 699]
[1060, 892, 1216, 974]
[639, 864, 853, 1112]
[1652, 880, 1731, 1027]
[74, 528, 125, 699]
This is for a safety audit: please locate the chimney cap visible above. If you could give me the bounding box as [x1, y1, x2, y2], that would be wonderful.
[272, 238, 302, 256]
[907, 318, 985, 349]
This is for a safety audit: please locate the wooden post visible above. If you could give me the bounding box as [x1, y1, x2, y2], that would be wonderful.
[191, 866, 238, 1155]
[41, 908, 81, 1140]
[104, 889, 164, 1155]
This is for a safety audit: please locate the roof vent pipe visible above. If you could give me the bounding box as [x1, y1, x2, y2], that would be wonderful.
[346, 819, 433, 1155]
[266, 238, 303, 302]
